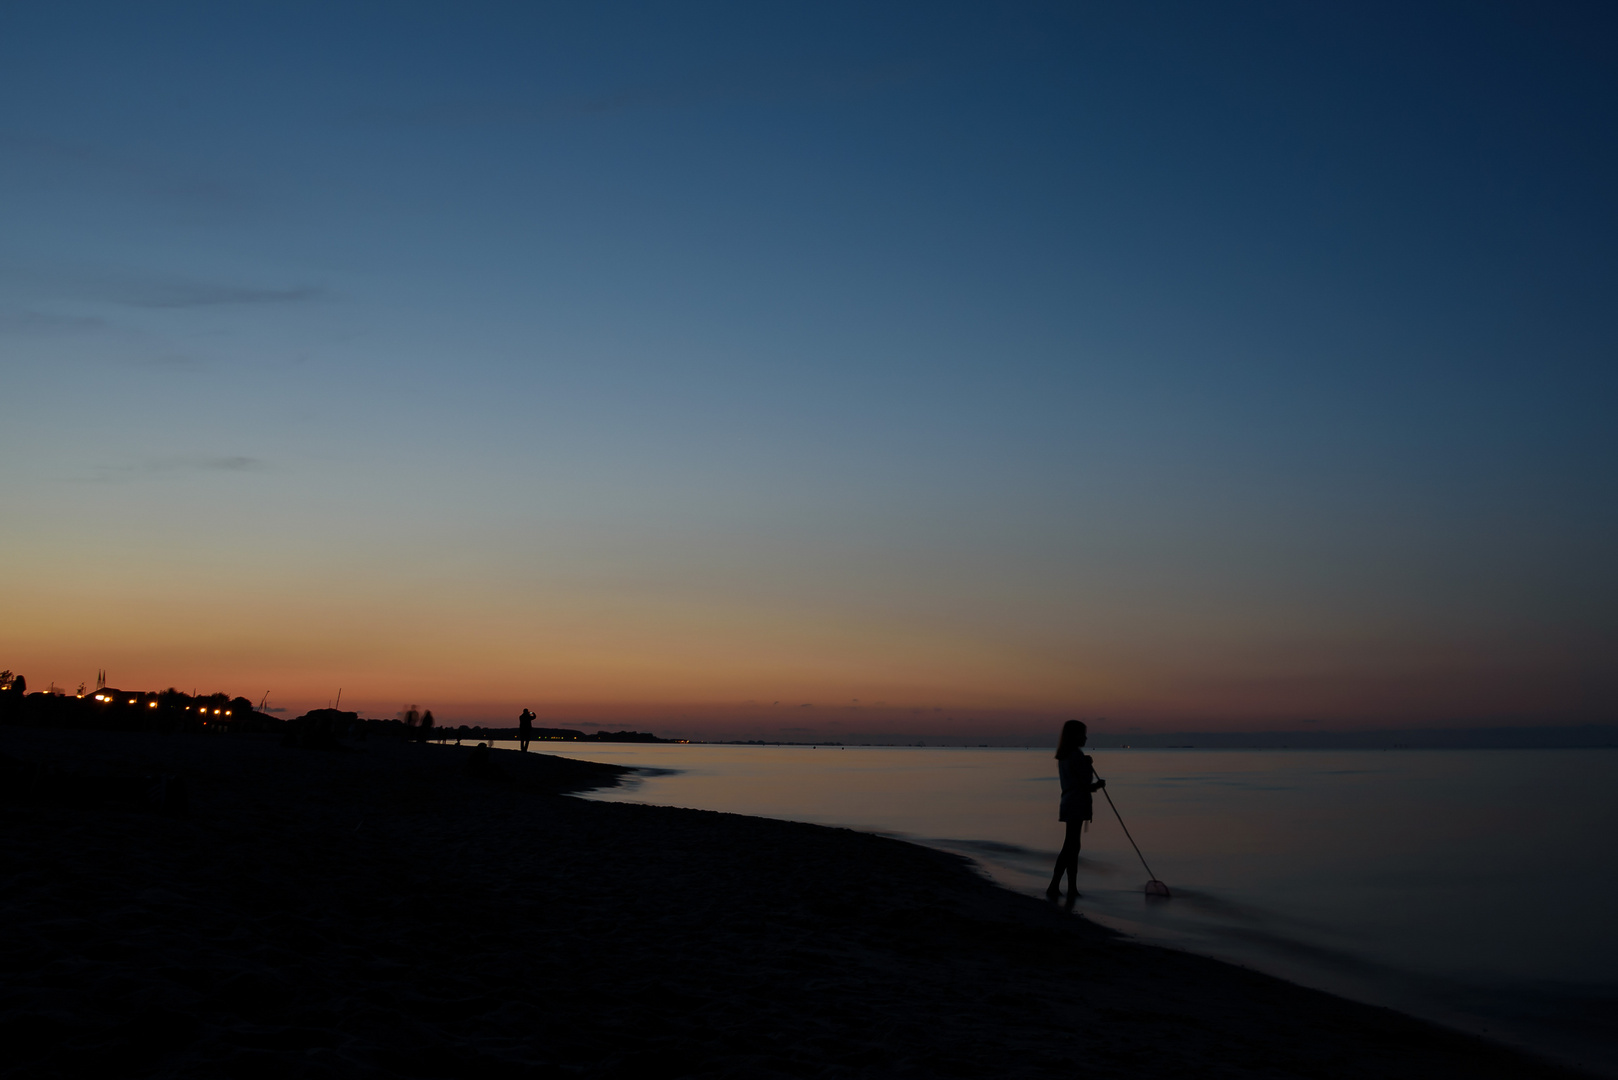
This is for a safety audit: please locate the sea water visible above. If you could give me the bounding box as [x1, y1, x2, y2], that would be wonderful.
[504, 743, 1618, 1074]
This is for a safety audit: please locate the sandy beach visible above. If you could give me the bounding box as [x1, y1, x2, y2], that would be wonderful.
[1, 727, 1586, 1078]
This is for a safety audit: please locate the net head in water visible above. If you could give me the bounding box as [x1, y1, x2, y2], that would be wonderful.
[1145, 879, 1172, 899]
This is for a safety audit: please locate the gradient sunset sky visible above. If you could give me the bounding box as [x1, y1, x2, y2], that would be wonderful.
[3, 3, 1614, 737]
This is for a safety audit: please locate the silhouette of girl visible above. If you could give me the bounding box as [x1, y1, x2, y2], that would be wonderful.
[1048, 719, 1104, 900]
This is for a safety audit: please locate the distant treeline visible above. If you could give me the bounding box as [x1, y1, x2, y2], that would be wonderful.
[289, 714, 668, 746]
[282, 713, 671, 748]
[448, 726, 671, 744]
[0, 677, 269, 734]
[0, 675, 671, 746]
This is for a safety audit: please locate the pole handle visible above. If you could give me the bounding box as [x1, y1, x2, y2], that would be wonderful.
[1092, 765, 1160, 883]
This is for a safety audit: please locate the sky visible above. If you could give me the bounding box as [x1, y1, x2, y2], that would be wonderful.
[2, 2, 1615, 738]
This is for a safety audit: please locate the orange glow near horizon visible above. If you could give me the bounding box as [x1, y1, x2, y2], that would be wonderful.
[4, 572, 1603, 736]
[4, 473, 1610, 739]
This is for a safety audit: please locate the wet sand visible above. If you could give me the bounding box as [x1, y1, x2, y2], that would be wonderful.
[1, 728, 1587, 1078]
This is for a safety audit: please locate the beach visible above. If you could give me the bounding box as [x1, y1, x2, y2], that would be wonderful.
[1, 728, 1585, 1078]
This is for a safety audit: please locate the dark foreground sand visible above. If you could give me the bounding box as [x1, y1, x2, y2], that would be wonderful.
[1, 728, 1585, 1079]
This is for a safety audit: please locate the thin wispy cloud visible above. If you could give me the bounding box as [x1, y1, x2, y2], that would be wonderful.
[93, 280, 327, 309]
[138, 354, 211, 372]
[74, 456, 269, 484]
[2, 265, 331, 310]
[150, 455, 267, 472]
[382, 59, 928, 127]
[0, 309, 108, 334]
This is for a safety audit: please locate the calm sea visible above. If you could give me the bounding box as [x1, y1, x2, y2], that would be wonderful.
[499, 742, 1618, 1075]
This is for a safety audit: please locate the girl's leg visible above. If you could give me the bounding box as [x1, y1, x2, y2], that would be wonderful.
[1049, 821, 1079, 896]
[1065, 821, 1081, 894]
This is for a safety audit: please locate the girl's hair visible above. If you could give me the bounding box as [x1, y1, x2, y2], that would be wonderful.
[1054, 719, 1087, 759]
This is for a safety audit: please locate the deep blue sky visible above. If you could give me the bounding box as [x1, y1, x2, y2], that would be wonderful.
[2, 2, 1614, 731]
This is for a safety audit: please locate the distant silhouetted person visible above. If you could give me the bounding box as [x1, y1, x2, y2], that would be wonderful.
[418, 709, 435, 743]
[1048, 719, 1104, 901]
[519, 708, 534, 752]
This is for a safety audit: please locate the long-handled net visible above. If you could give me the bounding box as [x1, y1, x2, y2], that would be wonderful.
[1093, 767, 1171, 898]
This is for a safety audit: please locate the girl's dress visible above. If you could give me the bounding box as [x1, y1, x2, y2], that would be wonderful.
[1058, 752, 1094, 823]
